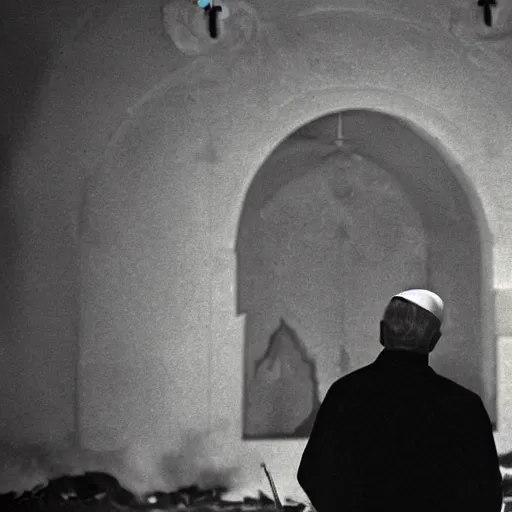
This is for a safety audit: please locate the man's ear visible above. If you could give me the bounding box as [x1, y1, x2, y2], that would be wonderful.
[379, 321, 386, 347]
[428, 330, 441, 352]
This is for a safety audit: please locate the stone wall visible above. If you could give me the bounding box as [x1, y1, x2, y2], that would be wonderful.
[1, 0, 512, 500]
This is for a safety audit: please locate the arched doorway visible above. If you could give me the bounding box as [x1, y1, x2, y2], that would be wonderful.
[236, 109, 494, 439]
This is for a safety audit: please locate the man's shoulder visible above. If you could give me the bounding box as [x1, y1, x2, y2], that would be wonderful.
[329, 363, 482, 403]
[327, 362, 378, 391]
[429, 370, 483, 404]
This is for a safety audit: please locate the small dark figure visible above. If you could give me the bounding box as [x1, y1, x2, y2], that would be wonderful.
[297, 289, 503, 512]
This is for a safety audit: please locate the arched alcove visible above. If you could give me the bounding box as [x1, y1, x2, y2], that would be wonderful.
[236, 109, 495, 439]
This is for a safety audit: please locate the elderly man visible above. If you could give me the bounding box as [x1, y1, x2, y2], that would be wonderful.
[297, 289, 503, 512]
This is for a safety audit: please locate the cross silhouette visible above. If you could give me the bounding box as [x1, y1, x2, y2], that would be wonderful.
[477, 0, 497, 27]
[205, 4, 223, 38]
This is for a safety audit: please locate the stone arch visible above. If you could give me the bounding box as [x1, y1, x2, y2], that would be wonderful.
[235, 104, 495, 439]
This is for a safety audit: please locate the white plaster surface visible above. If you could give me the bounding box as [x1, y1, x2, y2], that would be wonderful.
[496, 337, 512, 453]
[497, 290, 512, 337]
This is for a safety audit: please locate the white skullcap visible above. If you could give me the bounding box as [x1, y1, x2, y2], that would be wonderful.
[392, 289, 444, 324]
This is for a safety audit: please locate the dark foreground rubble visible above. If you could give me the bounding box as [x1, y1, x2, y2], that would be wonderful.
[2, 449, 512, 512]
[0, 473, 308, 511]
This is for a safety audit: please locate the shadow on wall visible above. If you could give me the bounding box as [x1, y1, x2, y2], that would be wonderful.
[0, 0, 54, 331]
[0, 0, 54, 188]
[236, 109, 494, 439]
[244, 318, 321, 439]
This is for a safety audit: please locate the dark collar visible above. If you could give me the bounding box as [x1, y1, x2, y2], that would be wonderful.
[375, 348, 430, 367]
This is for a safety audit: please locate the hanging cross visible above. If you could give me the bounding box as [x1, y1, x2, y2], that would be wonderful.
[205, 3, 223, 38]
[478, 0, 497, 27]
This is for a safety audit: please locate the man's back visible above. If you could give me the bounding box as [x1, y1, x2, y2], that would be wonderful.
[297, 349, 503, 512]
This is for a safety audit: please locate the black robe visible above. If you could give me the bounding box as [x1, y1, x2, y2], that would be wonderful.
[297, 349, 503, 512]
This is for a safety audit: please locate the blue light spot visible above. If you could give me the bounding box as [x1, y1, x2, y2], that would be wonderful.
[198, 0, 210, 7]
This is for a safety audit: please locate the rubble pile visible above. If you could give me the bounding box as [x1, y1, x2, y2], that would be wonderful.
[1, 448, 511, 511]
[0, 473, 308, 512]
